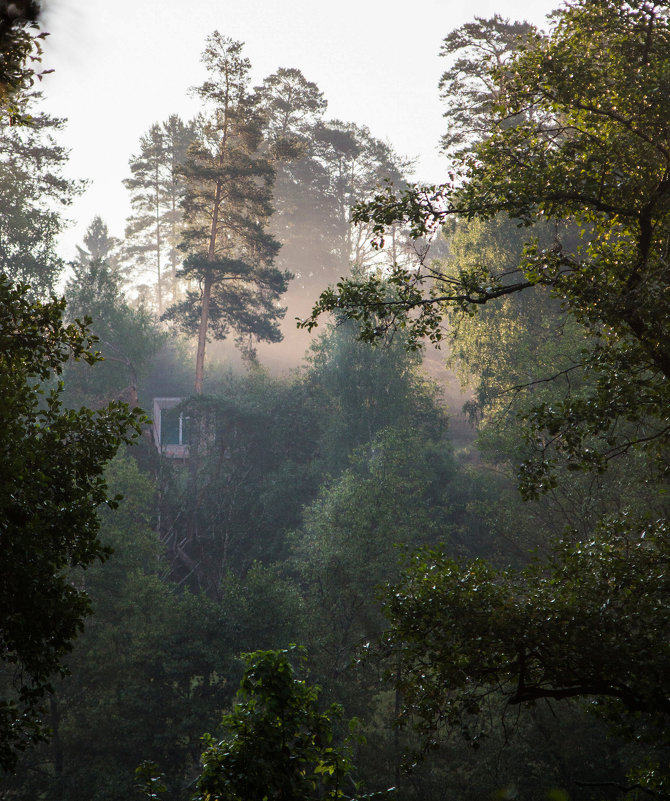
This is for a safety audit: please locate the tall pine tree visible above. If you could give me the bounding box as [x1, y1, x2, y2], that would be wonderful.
[255, 67, 327, 162]
[164, 34, 288, 392]
[123, 115, 194, 313]
[438, 16, 535, 157]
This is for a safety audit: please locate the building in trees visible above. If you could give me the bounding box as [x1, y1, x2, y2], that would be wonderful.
[151, 397, 190, 458]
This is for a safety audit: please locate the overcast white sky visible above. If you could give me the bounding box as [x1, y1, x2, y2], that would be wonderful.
[39, 0, 560, 259]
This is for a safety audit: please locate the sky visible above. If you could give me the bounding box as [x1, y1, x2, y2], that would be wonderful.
[38, 0, 560, 260]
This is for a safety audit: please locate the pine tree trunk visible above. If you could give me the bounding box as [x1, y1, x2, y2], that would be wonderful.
[194, 174, 222, 394]
[170, 188, 178, 302]
[194, 273, 212, 395]
[155, 184, 163, 315]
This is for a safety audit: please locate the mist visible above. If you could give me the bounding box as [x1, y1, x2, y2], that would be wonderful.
[2, 1, 669, 799]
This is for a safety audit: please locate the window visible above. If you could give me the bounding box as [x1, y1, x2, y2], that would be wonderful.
[152, 398, 190, 458]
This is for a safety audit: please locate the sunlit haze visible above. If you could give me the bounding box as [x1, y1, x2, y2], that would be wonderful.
[39, 0, 559, 259]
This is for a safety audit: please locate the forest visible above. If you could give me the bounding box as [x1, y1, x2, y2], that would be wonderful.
[0, 1, 669, 799]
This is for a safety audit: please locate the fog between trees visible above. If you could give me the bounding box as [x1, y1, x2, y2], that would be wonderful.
[1, 2, 669, 800]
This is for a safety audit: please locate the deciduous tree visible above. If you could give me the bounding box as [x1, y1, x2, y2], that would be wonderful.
[438, 15, 535, 157]
[0, 275, 143, 771]
[305, 0, 670, 490]
[0, 95, 82, 295]
[303, 0, 670, 791]
[0, 1, 48, 124]
[194, 648, 358, 801]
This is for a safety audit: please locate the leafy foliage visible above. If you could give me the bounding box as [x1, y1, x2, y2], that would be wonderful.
[194, 648, 358, 801]
[0, 97, 82, 294]
[303, 0, 670, 506]
[302, 0, 670, 793]
[292, 426, 455, 698]
[304, 319, 446, 473]
[382, 515, 670, 767]
[0, 2, 49, 123]
[3, 455, 308, 800]
[11, 6, 670, 797]
[0, 276, 143, 771]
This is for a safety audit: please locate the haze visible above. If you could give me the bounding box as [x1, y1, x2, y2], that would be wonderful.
[40, 0, 558, 258]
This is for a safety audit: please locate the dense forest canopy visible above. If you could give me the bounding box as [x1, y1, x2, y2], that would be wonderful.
[0, 1, 669, 800]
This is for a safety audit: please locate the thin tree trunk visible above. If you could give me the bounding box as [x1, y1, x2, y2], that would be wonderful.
[394, 659, 401, 789]
[194, 177, 222, 394]
[152, 143, 164, 315]
[194, 273, 212, 395]
[170, 181, 178, 302]
[155, 184, 163, 315]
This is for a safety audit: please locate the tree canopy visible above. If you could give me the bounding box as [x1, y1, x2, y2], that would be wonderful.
[438, 15, 535, 157]
[164, 34, 289, 390]
[304, 0, 670, 493]
[194, 648, 358, 801]
[303, 0, 670, 791]
[0, 96, 82, 295]
[0, 275, 143, 771]
[7, 5, 670, 798]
